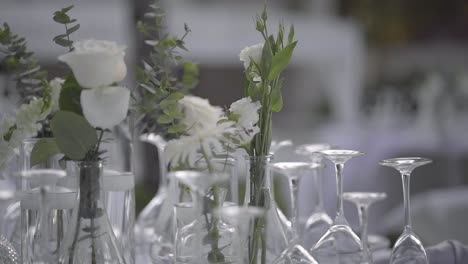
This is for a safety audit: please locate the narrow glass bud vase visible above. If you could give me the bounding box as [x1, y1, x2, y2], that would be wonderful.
[59, 161, 125, 264]
[245, 155, 289, 264]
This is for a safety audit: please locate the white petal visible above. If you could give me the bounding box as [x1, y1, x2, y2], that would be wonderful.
[80, 86, 130, 129]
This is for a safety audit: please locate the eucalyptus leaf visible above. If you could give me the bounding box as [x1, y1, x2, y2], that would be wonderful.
[54, 38, 73, 47]
[30, 138, 61, 166]
[268, 41, 297, 81]
[53, 12, 71, 24]
[66, 24, 80, 35]
[59, 74, 82, 115]
[157, 115, 173, 124]
[51, 111, 98, 160]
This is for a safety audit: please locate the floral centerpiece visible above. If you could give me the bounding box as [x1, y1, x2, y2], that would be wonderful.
[240, 6, 297, 264]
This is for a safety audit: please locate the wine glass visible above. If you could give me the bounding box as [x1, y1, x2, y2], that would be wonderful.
[380, 157, 432, 264]
[214, 206, 265, 264]
[270, 162, 320, 263]
[343, 192, 387, 264]
[311, 149, 364, 264]
[0, 188, 22, 264]
[295, 143, 333, 247]
[17, 169, 67, 263]
[171, 170, 238, 264]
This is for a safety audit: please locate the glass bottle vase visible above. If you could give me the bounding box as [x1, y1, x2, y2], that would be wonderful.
[59, 161, 125, 264]
[244, 155, 289, 264]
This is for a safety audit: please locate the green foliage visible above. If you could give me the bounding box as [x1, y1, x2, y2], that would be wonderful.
[59, 74, 83, 115]
[53, 5, 79, 50]
[244, 5, 297, 156]
[30, 138, 61, 166]
[50, 111, 98, 160]
[132, 0, 199, 139]
[0, 23, 47, 103]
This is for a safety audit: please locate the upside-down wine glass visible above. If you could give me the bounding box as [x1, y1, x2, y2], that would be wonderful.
[380, 157, 432, 264]
[0, 188, 21, 264]
[18, 169, 67, 264]
[214, 206, 265, 264]
[311, 150, 364, 264]
[295, 143, 333, 248]
[270, 162, 320, 264]
[343, 192, 387, 264]
[171, 170, 237, 264]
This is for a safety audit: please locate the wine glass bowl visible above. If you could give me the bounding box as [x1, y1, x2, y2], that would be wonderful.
[317, 150, 364, 164]
[379, 157, 432, 175]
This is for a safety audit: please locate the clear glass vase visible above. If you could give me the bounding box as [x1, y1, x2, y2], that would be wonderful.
[244, 155, 289, 264]
[15, 138, 77, 264]
[59, 161, 125, 264]
[134, 133, 175, 263]
[172, 171, 239, 264]
[103, 170, 135, 264]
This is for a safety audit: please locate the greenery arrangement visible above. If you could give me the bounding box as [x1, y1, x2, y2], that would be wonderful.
[240, 6, 297, 264]
[132, 1, 199, 139]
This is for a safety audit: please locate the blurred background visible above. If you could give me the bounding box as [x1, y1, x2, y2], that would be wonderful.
[1, 0, 468, 247]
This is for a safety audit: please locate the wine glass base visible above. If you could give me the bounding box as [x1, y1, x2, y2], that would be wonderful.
[312, 225, 363, 264]
[390, 231, 428, 264]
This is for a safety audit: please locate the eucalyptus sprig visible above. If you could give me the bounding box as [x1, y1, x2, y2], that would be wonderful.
[0, 23, 47, 103]
[133, 0, 199, 139]
[53, 5, 80, 51]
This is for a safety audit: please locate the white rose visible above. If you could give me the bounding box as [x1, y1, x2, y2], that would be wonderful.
[49, 78, 64, 112]
[239, 43, 264, 69]
[179, 96, 223, 134]
[80, 86, 130, 129]
[58, 39, 127, 89]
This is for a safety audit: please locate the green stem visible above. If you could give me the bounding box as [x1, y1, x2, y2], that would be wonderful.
[201, 149, 224, 263]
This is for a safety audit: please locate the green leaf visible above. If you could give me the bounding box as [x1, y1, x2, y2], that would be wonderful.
[61, 5, 74, 13]
[157, 115, 173, 124]
[51, 111, 98, 160]
[165, 91, 185, 101]
[271, 86, 283, 112]
[268, 41, 297, 81]
[183, 62, 199, 77]
[66, 24, 80, 35]
[59, 74, 82, 115]
[54, 38, 73, 47]
[168, 123, 186, 134]
[30, 138, 61, 166]
[261, 40, 273, 78]
[53, 12, 71, 24]
[288, 25, 295, 44]
[53, 34, 68, 41]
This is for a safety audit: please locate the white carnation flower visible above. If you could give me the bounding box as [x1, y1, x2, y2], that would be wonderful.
[239, 43, 263, 70]
[229, 97, 261, 144]
[164, 122, 236, 168]
[49, 78, 64, 112]
[179, 96, 223, 134]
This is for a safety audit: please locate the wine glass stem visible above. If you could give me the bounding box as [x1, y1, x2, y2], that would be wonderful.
[335, 163, 345, 219]
[289, 177, 299, 236]
[313, 167, 324, 211]
[358, 205, 370, 260]
[401, 173, 412, 230]
[39, 187, 50, 260]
